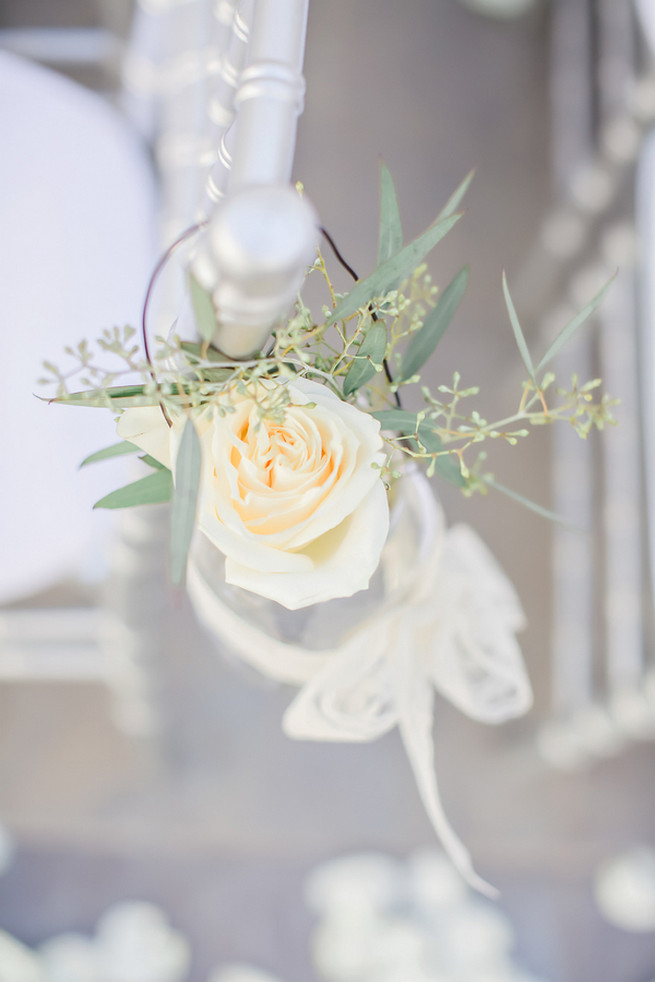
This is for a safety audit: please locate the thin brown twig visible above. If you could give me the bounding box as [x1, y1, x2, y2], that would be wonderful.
[141, 220, 208, 426]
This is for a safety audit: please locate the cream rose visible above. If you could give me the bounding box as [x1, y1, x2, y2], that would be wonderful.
[116, 378, 390, 609]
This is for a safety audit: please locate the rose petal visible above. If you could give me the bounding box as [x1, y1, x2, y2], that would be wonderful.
[117, 378, 390, 609]
[116, 405, 174, 468]
[224, 479, 390, 609]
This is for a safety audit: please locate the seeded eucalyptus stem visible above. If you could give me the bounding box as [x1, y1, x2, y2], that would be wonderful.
[42, 167, 615, 507]
[320, 225, 402, 410]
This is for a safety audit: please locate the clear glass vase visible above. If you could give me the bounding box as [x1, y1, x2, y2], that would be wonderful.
[186, 468, 440, 677]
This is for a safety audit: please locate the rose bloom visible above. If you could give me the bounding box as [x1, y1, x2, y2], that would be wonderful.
[116, 378, 389, 609]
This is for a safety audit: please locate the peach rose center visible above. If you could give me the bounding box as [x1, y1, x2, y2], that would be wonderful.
[227, 406, 346, 537]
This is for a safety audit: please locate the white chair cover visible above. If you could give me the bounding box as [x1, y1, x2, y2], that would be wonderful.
[0, 51, 157, 602]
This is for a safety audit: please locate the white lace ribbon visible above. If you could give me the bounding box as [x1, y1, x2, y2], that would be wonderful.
[187, 479, 531, 893]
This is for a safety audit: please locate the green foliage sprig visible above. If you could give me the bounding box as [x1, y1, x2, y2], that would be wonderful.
[41, 166, 617, 529]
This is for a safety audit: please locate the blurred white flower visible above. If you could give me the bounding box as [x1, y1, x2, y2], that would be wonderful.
[207, 966, 286, 982]
[95, 901, 190, 982]
[594, 847, 655, 932]
[0, 929, 43, 982]
[304, 849, 551, 982]
[39, 933, 100, 982]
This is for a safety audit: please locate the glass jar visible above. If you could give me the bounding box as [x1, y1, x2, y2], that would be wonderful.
[186, 468, 441, 684]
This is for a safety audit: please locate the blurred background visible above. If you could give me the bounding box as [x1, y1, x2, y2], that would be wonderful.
[1, 1, 655, 980]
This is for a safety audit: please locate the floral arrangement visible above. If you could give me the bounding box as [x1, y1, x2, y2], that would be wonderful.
[41, 167, 615, 893]
[42, 167, 614, 609]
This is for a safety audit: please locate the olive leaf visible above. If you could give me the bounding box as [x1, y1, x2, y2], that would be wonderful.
[55, 380, 204, 409]
[372, 409, 465, 487]
[93, 469, 173, 510]
[436, 169, 475, 221]
[55, 384, 154, 409]
[342, 321, 388, 397]
[140, 454, 166, 470]
[502, 271, 536, 387]
[377, 161, 403, 265]
[170, 418, 202, 585]
[80, 441, 141, 467]
[485, 477, 579, 529]
[399, 265, 469, 382]
[180, 341, 230, 365]
[536, 273, 617, 373]
[327, 212, 461, 326]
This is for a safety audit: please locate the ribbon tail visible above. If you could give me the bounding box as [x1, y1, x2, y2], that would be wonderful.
[398, 668, 499, 899]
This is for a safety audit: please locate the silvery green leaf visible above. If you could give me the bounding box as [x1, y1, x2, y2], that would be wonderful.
[413, 424, 446, 454]
[372, 409, 465, 487]
[180, 341, 227, 364]
[140, 454, 166, 470]
[502, 271, 536, 385]
[399, 265, 469, 382]
[372, 408, 420, 432]
[170, 418, 202, 585]
[342, 321, 388, 396]
[377, 162, 403, 265]
[437, 169, 475, 220]
[80, 441, 141, 467]
[55, 384, 156, 409]
[486, 478, 579, 528]
[327, 212, 461, 326]
[416, 438, 464, 486]
[188, 273, 218, 344]
[90, 384, 146, 398]
[536, 272, 616, 373]
[93, 469, 173, 510]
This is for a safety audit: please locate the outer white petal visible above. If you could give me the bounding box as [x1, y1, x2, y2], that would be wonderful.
[198, 506, 314, 573]
[224, 478, 390, 609]
[116, 405, 174, 468]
